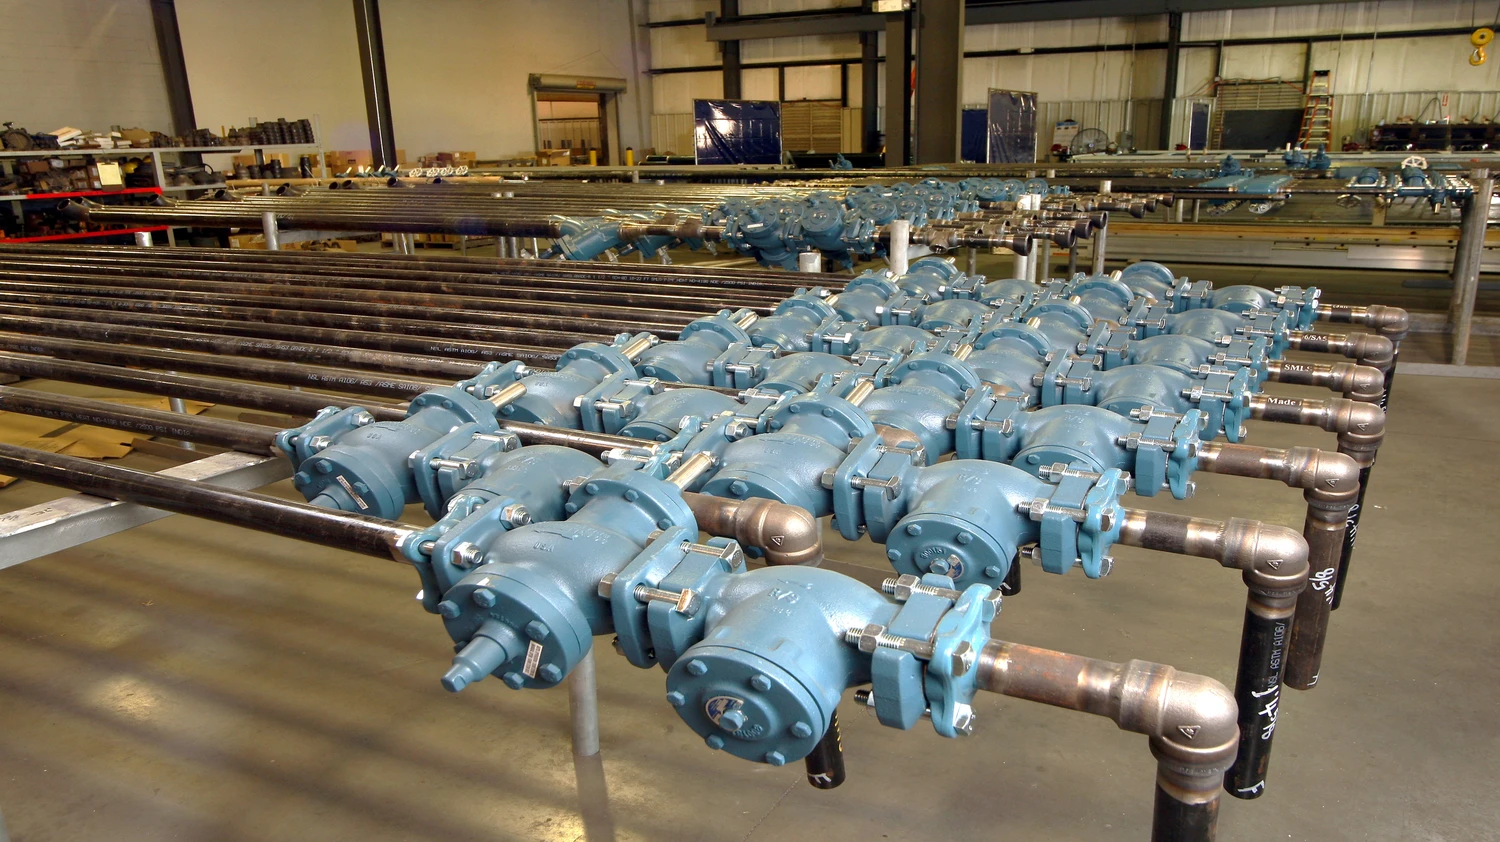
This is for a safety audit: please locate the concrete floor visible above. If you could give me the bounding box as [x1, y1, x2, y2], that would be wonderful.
[0, 255, 1496, 839]
[0, 372, 1494, 842]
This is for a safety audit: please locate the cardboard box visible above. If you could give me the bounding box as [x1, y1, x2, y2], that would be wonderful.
[118, 128, 154, 147]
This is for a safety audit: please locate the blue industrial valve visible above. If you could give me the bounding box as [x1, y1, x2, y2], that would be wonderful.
[577, 374, 783, 440]
[793, 193, 876, 267]
[663, 565, 900, 763]
[965, 321, 1053, 402]
[752, 350, 870, 394]
[500, 333, 648, 427]
[699, 379, 875, 516]
[897, 256, 964, 301]
[828, 435, 1127, 586]
[1065, 273, 1138, 324]
[549, 217, 627, 261]
[276, 360, 528, 519]
[403, 443, 607, 600]
[831, 270, 901, 324]
[1166, 308, 1285, 362]
[721, 200, 801, 268]
[436, 458, 698, 692]
[915, 298, 991, 334]
[950, 389, 1201, 499]
[633, 309, 755, 385]
[1205, 285, 1321, 330]
[857, 350, 982, 460]
[747, 290, 838, 353]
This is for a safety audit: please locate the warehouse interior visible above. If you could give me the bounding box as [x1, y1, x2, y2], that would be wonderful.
[0, 1, 1496, 841]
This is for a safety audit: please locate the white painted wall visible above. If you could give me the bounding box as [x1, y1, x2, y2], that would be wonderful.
[180, 0, 652, 161]
[176, 0, 369, 151]
[647, 0, 1500, 150]
[0, 0, 172, 135]
[378, 0, 652, 161]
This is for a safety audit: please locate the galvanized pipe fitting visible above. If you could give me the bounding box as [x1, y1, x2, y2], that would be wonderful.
[1117, 509, 1308, 799]
[975, 641, 1238, 841]
[1287, 330, 1395, 371]
[1196, 443, 1361, 689]
[1247, 395, 1386, 467]
[1264, 359, 1385, 402]
[683, 493, 823, 566]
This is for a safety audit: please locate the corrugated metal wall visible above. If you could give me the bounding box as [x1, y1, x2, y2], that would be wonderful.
[647, 0, 1500, 152]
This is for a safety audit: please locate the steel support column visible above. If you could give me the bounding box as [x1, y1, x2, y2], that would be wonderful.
[149, 0, 200, 166]
[913, 0, 963, 164]
[720, 0, 743, 99]
[884, 9, 913, 166]
[861, 27, 881, 153]
[352, 0, 398, 169]
[1159, 11, 1182, 150]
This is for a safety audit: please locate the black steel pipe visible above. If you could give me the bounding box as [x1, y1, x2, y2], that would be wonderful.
[803, 709, 846, 790]
[0, 292, 610, 350]
[0, 284, 682, 339]
[0, 306, 562, 369]
[0, 441, 416, 560]
[0, 352, 408, 423]
[0, 257, 780, 311]
[0, 332, 434, 399]
[0, 387, 281, 454]
[1116, 510, 1307, 800]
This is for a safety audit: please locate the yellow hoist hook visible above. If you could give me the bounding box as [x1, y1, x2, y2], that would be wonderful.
[1472, 28, 1494, 65]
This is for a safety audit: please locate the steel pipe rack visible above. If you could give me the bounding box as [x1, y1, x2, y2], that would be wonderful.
[0, 244, 1412, 840]
[0, 435, 1241, 841]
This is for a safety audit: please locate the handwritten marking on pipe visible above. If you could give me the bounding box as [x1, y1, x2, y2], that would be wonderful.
[1309, 566, 1337, 606]
[1251, 685, 1280, 741]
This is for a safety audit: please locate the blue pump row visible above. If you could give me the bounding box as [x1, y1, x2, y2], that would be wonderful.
[273, 257, 1324, 768]
[544, 176, 1077, 268]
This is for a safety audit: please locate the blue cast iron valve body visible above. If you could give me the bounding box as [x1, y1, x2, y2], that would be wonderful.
[950, 388, 1202, 500]
[400, 443, 609, 604]
[857, 349, 983, 460]
[275, 360, 529, 520]
[700, 378, 876, 517]
[829, 435, 1128, 588]
[746, 290, 839, 353]
[635, 309, 756, 385]
[578, 374, 744, 440]
[435, 458, 698, 693]
[500, 333, 648, 427]
[549, 216, 627, 261]
[658, 565, 1002, 763]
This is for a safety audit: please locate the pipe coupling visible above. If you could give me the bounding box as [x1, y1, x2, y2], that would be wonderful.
[1219, 518, 1309, 600]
